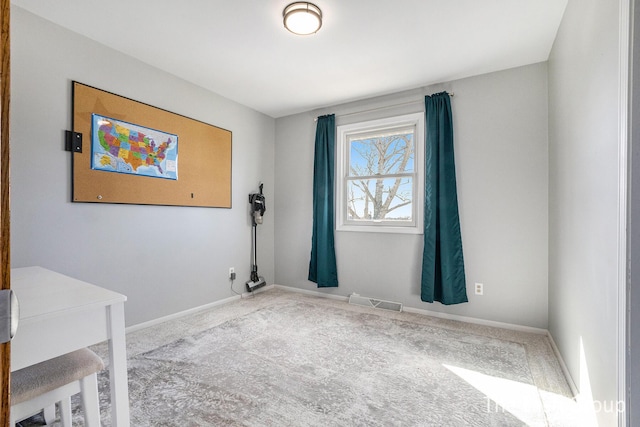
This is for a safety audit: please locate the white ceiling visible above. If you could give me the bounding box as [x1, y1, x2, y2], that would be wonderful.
[12, 0, 568, 118]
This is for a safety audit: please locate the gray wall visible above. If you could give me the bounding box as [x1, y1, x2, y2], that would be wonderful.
[631, 1, 640, 424]
[275, 63, 549, 329]
[10, 7, 276, 326]
[547, 0, 623, 425]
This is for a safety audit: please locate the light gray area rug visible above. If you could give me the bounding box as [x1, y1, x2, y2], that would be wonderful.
[18, 290, 580, 426]
[123, 302, 540, 426]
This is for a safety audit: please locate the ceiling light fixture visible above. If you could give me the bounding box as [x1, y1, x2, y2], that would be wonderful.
[283, 2, 322, 35]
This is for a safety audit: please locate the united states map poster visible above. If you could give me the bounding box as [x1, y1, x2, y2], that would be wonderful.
[91, 114, 178, 180]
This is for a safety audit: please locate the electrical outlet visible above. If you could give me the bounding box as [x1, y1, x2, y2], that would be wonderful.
[475, 283, 483, 295]
[229, 267, 235, 280]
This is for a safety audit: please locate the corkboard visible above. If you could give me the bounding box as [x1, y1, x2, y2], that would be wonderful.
[72, 82, 232, 208]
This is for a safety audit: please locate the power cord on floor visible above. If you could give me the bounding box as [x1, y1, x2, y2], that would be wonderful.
[230, 275, 241, 296]
[230, 274, 255, 299]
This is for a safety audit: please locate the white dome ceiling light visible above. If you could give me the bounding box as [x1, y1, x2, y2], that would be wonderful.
[283, 2, 323, 35]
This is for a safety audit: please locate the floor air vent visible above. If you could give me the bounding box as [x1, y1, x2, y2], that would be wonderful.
[348, 293, 403, 312]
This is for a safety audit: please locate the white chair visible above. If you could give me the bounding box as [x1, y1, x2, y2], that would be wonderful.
[11, 348, 104, 426]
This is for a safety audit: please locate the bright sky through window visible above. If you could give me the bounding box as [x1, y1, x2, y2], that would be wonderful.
[336, 112, 424, 234]
[347, 130, 415, 221]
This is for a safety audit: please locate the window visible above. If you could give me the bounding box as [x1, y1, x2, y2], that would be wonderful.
[336, 112, 424, 234]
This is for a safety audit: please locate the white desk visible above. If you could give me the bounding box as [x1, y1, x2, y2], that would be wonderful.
[11, 266, 130, 426]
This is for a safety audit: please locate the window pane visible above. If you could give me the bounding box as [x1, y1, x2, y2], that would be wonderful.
[346, 177, 413, 221]
[349, 131, 414, 177]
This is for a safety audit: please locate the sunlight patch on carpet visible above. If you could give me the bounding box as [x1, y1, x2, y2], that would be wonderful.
[444, 364, 546, 426]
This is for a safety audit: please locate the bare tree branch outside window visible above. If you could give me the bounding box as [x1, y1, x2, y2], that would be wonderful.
[347, 131, 414, 221]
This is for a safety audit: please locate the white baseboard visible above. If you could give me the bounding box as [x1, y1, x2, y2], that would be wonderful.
[128, 282, 548, 337]
[273, 284, 349, 301]
[126, 284, 275, 333]
[273, 284, 547, 335]
[547, 330, 579, 397]
[402, 305, 548, 335]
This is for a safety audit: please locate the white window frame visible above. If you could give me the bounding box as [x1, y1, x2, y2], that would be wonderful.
[336, 112, 424, 234]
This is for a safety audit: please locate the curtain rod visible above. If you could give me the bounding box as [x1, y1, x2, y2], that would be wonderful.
[314, 92, 454, 122]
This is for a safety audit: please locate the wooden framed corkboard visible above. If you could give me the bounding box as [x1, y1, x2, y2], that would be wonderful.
[71, 82, 232, 208]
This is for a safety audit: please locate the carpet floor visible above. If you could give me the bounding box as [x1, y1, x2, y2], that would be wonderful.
[17, 288, 582, 426]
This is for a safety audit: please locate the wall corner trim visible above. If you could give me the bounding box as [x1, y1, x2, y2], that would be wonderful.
[547, 330, 579, 398]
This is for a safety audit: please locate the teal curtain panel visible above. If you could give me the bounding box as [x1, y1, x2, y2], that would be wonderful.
[309, 114, 339, 288]
[421, 93, 468, 304]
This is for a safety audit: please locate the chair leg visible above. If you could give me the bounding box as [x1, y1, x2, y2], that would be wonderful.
[80, 372, 101, 427]
[59, 397, 72, 427]
[43, 404, 56, 424]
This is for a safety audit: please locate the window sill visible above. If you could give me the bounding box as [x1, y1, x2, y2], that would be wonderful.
[337, 224, 423, 235]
